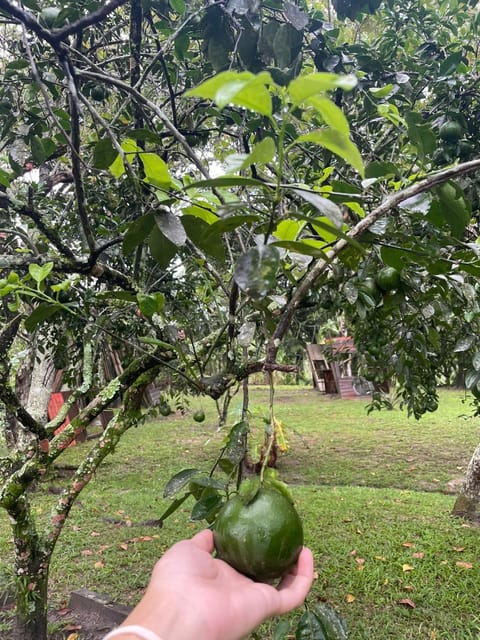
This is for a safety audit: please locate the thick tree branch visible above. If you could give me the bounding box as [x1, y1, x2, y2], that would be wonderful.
[266, 158, 480, 363]
[53, 0, 129, 42]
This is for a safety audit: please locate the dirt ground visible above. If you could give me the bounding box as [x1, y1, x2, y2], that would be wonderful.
[1, 599, 127, 639]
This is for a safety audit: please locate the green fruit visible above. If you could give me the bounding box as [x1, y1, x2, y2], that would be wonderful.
[457, 139, 474, 160]
[158, 402, 172, 416]
[213, 485, 304, 582]
[360, 277, 380, 300]
[90, 85, 107, 102]
[193, 409, 205, 423]
[375, 266, 401, 292]
[39, 7, 61, 28]
[438, 121, 463, 143]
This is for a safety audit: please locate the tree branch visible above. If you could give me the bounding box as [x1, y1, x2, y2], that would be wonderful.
[266, 158, 480, 363]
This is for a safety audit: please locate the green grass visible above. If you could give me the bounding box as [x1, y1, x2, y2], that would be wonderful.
[1, 387, 480, 638]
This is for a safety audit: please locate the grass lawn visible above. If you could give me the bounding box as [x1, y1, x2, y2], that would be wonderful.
[1, 386, 480, 638]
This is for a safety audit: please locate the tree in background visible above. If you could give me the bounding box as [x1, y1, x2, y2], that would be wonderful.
[1, 0, 480, 637]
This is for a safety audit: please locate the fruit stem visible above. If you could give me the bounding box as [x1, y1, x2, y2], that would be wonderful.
[259, 370, 275, 485]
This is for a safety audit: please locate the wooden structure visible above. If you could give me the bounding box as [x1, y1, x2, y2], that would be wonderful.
[306, 338, 359, 399]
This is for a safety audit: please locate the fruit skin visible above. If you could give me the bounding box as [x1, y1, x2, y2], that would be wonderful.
[375, 266, 401, 292]
[438, 121, 463, 143]
[213, 486, 304, 582]
[158, 402, 172, 416]
[193, 409, 205, 423]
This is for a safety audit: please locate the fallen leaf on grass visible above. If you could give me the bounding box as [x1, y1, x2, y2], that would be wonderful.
[412, 552, 424, 559]
[455, 561, 473, 569]
[90, 531, 101, 537]
[397, 598, 416, 608]
[94, 561, 104, 569]
[403, 585, 415, 592]
[375, 555, 386, 561]
[402, 541, 414, 548]
[81, 549, 93, 556]
[120, 543, 129, 551]
[402, 564, 414, 572]
[66, 634, 79, 640]
[65, 625, 82, 631]
[452, 546, 465, 552]
[345, 594, 356, 603]
[355, 558, 365, 565]
[349, 549, 357, 556]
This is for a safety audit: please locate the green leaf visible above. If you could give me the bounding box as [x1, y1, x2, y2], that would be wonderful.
[295, 130, 364, 177]
[184, 176, 272, 190]
[293, 188, 343, 227]
[295, 611, 327, 640]
[141, 153, 171, 187]
[312, 603, 348, 640]
[24, 303, 60, 332]
[181, 216, 226, 262]
[158, 493, 191, 524]
[273, 619, 291, 640]
[136, 292, 165, 318]
[93, 138, 118, 170]
[190, 492, 223, 522]
[163, 468, 200, 498]
[206, 214, 259, 237]
[189, 476, 227, 491]
[155, 211, 187, 246]
[169, 0, 185, 12]
[181, 204, 218, 225]
[289, 73, 357, 105]
[274, 219, 306, 241]
[380, 246, 408, 271]
[369, 84, 395, 98]
[186, 71, 273, 116]
[29, 262, 54, 284]
[272, 240, 327, 258]
[109, 139, 140, 178]
[30, 136, 47, 164]
[305, 96, 350, 136]
[123, 214, 155, 255]
[238, 477, 261, 505]
[222, 421, 249, 465]
[453, 335, 476, 353]
[148, 225, 178, 268]
[406, 112, 435, 159]
[234, 245, 280, 299]
[365, 161, 398, 179]
[224, 137, 276, 173]
[435, 181, 471, 239]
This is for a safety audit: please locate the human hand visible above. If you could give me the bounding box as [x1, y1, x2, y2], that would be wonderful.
[119, 529, 314, 640]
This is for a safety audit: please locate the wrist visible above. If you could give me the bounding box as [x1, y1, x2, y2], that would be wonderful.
[120, 588, 208, 640]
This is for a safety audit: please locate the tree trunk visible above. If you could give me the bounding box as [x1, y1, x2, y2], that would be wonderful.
[9, 495, 50, 640]
[451, 442, 480, 522]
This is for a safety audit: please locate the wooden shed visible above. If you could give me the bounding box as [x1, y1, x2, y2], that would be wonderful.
[306, 338, 359, 399]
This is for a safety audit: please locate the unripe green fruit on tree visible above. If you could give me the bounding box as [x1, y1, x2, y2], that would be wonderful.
[375, 266, 401, 292]
[438, 120, 463, 143]
[193, 409, 205, 423]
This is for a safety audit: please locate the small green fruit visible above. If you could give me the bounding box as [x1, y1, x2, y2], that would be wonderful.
[375, 266, 401, 292]
[158, 402, 172, 416]
[439, 121, 463, 143]
[193, 409, 205, 423]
